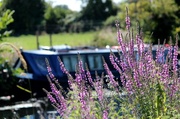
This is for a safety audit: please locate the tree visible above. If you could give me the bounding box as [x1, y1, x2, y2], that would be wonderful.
[1, 0, 46, 35]
[79, 0, 117, 30]
[81, 0, 115, 21]
[0, 2, 14, 40]
[174, 0, 180, 35]
[150, 0, 179, 44]
[44, 3, 73, 33]
[0, 1, 17, 96]
[116, 0, 179, 44]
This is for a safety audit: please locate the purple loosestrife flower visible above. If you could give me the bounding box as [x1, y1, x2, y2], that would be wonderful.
[116, 22, 126, 56]
[169, 37, 179, 98]
[125, 79, 134, 95]
[138, 61, 143, 77]
[75, 61, 91, 118]
[46, 59, 55, 80]
[45, 60, 68, 117]
[168, 42, 173, 60]
[134, 67, 142, 88]
[120, 73, 127, 87]
[173, 45, 178, 73]
[145, 51, 155, 77]
[156, 47, 164, 64]
[127, 55, 134, 69]
[103, 57, 119, 91]
[47, 76, 67, 111]
[169, 84, 178, 99]
[125, 7, 130, 31]
[95, 82, 103, 102]
[103, 109, 108, 119]
[58, 57, 75, 88]
[113, 53, 129, 87]
[58, 57, 69, 75]
[43, 89, 56, 104]
[78, 55, 86, 80]
[67, 74, 74, 90]
[78, 89, 90, 118]
[120, 60, 128, 72]
[56, 107, 63, 117]
[93, 73, 104, 102]
[136, 35, 143, 58]
[86, 64, 93, 86]
[109, 53, 121, 73]
[47, 93, 56, 104]
[110, 51, 131, 86]
[47, 65, 51, 72]
[47, 77, 61, 101]
[47, 66, 55, 79]
[79, 91, 87, 109]
[75, 58, 88, 90]
[129, 38, 135, 58]
[47, 78, 68, 117]
[55, 103, 67, 117]
[75, 73, 83, 87]
[126, 16, 130, 30]
[160, 64, 169, 84]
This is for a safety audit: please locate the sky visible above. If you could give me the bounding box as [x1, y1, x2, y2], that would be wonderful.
[47, 0, 123, 11]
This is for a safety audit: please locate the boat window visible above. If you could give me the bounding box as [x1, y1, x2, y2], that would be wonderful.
[88, 55, 103, 70]
[152, 51, 156, 60]
[34, 56, 47, 72]
[62, 55, 85, 72]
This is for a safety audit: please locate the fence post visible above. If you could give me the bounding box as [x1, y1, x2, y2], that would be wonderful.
[36, 30, 40, 50]
[49, 33, 52, 47]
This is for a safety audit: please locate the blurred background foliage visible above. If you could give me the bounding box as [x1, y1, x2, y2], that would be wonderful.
[0, 0, 179, 45]
[0, 44, 24, 96]
[0, 2, 14, 40]
[108, 0, 179, 44]
[0, 1, 22, 96]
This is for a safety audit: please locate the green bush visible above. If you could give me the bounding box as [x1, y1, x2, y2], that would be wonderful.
[90, 27, 117, 48]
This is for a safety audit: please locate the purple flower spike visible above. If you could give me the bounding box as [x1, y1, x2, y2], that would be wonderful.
[103, 57, 119, 90]
[109, 53, 121, 73]
[58, 57, 69, 75]
[103, 109, 108, 119]
[86, 64, 93, 86]
[125, 7, 130, 31]
[43, 88, 57, 104]
[173, 45, 178, 73]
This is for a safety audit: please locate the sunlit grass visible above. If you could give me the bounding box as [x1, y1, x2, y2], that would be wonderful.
[1, 32, 96, 50]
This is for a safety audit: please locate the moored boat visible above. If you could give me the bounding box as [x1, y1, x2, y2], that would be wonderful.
[14, 45, 173, 100]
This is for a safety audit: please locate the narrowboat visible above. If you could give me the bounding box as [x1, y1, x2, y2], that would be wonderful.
[16, 47, 120, 98]
[14, 45, 171, 100]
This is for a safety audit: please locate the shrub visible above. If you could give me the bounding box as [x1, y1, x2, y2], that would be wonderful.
[0, 43, 25, 96]
[44, 8, 180, 119]
[91, 27, 117, 48]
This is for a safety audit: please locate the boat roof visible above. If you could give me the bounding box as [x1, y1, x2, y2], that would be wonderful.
[22, 48, 120, 55]
[22, 50, 59, 55]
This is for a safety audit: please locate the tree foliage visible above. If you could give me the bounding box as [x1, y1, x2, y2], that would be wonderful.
[116, 0, 179, 44]
[80, 0, 117, 21]
[1, 0, 46, 35]
[78, 0, 118, 31]
[0, 0, 179, 38]
[0, 2, 14, 40]
[44, 3, 73, 33]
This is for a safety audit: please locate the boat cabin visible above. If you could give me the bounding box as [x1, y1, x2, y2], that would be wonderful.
[14, 46, 170, 98]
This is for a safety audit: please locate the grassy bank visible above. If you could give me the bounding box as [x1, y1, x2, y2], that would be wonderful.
[1, 32, 96, 50]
